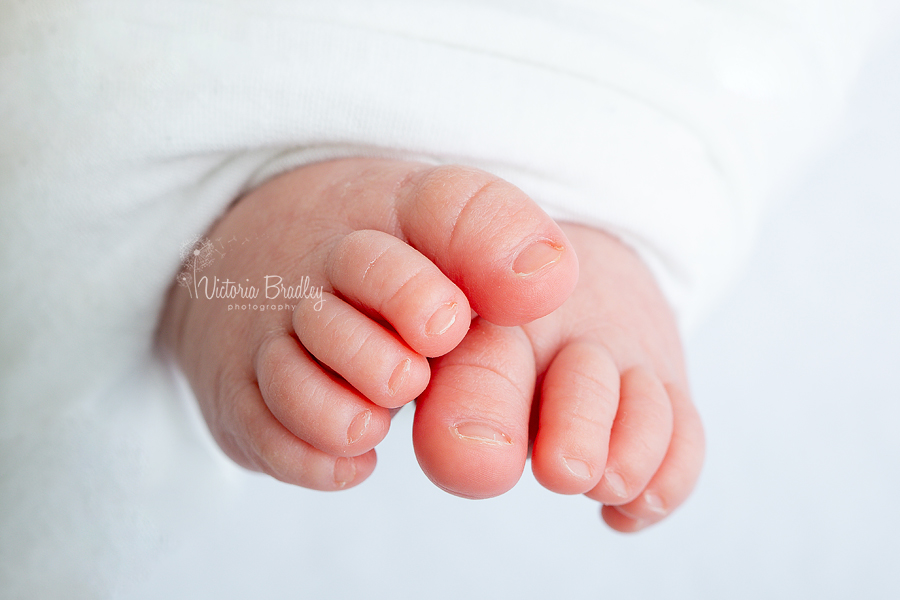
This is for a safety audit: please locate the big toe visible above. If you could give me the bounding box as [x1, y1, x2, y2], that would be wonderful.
[413, 319, 535, 499]
[395, 164, 578, 326]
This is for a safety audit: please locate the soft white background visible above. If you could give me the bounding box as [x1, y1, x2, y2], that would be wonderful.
[128, 30, 900, 600]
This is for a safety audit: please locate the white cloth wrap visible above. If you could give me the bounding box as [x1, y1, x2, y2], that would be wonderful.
[0, 0, 890, 595]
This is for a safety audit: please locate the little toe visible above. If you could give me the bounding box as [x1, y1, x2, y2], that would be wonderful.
[394, 165, 578, 326]
[293, 291, 430, 408]
[325, 229, 470, 358]
[601, 383, 705, 530]
[585, 366, 674, 506]
[531, 341, 620, 495]
[237, 380, 378, 491]
[599, 505, 650, 533]
[254, 333, 392, 456]
[412, 319, 535, 499]
[207, 368, 378, 491]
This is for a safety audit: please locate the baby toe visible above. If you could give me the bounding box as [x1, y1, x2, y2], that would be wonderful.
[395, 165, 578, 326]
[242, 398, 378, 491]
[254, 333, 392, 456]
[293, 291, 430, 408]
[412, 320, 535, 499]
[214, 366, 378, 491]
[531, 341, 620, 495]
[601, 382, 705, 530]
[324, 229, 470, 358]
[585, 366, 674, 506]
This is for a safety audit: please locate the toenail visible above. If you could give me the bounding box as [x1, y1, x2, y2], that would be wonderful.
[562, 456, 593, 480]
[334, 457, 356, 488]
[643, 491, 667, 516]
[347, 410, 371, 444]
[512, 240, 563, 276]
[425, 302, 458, 336]
[632, 518, 651, 531]
[604, 470, 628, 498]
[388, 359, 411, 396]
[452, 421, 512, 445]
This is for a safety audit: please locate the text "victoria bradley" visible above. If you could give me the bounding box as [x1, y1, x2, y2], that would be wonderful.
[194, 274, 324, 311]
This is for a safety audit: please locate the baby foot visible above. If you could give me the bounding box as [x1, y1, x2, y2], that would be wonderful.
[159, 158, 578, 491]
[412, 224, 704, 531]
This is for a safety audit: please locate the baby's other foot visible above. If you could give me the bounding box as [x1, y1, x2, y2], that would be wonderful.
[159, 158, 578, 491]
[413, 224, 704, 530]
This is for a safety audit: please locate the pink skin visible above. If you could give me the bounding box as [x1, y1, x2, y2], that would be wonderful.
[160, 158, 578, 490]
[413, 224, 705, 531]
[159, 158, 704, 531]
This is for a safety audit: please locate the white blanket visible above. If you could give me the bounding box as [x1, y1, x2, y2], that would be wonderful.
[0, 0, 889, 595]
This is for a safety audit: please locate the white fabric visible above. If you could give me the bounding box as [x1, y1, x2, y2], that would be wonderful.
[0, 0, 891, 596]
